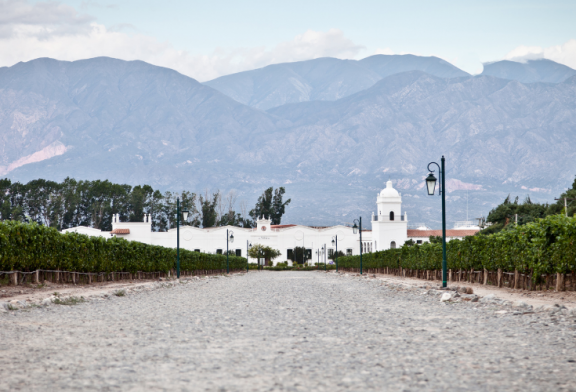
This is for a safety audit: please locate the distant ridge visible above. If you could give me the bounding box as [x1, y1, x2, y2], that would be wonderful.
[2, 56, 576, 227]
[481, 59, 576, 84]
[204, 55, 470, 110]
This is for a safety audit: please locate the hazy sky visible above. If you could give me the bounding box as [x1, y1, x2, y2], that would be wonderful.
[1, 0, 575, 81]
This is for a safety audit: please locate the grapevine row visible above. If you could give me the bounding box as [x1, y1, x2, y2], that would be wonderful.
[337, 215, 576, 281]
[0, 221, 246, 273]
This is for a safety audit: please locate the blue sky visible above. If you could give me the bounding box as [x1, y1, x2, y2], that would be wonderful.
[3, 0, 575, 80]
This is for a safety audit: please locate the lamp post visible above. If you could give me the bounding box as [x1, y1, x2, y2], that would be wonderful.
[353, 218, 363, 274]
[176, 198, 189, 279]
[324, 244, 327, 271]
[332, 236, 338, 271]
[226, 230, 234, 274]
[426, 155, 447, 288]
[247, 241, 252, 272]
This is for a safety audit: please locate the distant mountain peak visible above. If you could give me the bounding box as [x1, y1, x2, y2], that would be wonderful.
[204, 54, 470, 110]
[481, 58, 576, 84]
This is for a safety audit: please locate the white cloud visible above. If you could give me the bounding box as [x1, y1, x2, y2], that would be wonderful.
[0, 0, 93, 38]
[0, 1, 365, 81]
[505, 39, 576, 69]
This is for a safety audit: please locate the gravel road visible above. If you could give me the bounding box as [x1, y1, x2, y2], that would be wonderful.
[1, 271, 575, 391]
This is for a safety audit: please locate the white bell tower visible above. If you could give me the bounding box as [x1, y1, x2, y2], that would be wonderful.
[371, 180, 408, 251]
[256, 216, 272, 233]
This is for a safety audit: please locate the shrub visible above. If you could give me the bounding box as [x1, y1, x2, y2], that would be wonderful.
[337, 215, 576, 281]
[0, 221, 247, 273]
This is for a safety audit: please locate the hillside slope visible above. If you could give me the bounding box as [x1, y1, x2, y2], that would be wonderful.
[481, 59, 576, 84]
[3, 58, 576, 226]
[204, 55, 470, 110]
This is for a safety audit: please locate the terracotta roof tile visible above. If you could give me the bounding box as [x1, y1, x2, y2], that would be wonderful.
[111, 228, 130, 234]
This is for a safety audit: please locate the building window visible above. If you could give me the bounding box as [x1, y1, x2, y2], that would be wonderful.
[235, 249, 241, 257]
[346, 248, 353, 256]
[328, 249, 334, 257]
[216, 249, 222, 254]
[389, 211, 395, 221]
[416, 240, 422, 245]
[306, 249, 312, 261]
[194, 249, 200, 252]
[390, 241, 396, 249]
[287, 249, 294, 260]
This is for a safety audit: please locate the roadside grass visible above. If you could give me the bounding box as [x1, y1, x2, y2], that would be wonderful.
[113, 289, 126, 297]
[0, 276, 10, 286]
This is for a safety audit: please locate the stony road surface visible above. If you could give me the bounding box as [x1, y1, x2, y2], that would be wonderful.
[1, 271, 575, 391]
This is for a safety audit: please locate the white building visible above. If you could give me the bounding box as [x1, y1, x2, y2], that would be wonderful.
[62, 180, 476, 264]
[371, 180, 408, 251]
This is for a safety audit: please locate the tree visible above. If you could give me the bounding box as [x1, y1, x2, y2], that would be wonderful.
[291, 246, 309, 264]
[149, 190, 165, 231]
[248, 244, 281, 266]
[217, 191, 253, 227]
[547, 175, 576, 217]
[328, 250, 345, 260]
[180, 191, 200, 227]
[483, 193, 551, 235]
[199, 190, 219, 228]
[271, 187, 291, 224]
[249, 187, 291, 224]
[0, 177, 212, 233]
[429, 236, 443, 244]
[128, 185, 153, 222]
[404, 239, 416, 247]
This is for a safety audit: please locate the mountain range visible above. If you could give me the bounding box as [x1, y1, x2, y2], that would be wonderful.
[1, 55, 575, 227]
[204, 55, 470, 110]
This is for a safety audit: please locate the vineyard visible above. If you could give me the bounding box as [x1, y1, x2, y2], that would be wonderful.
[337, 215, 576, 291]
[0, 221, 247, 285]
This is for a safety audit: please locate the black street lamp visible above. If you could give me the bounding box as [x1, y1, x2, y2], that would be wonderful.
[247, 241, 252, 272]
[352, 218, 363, 274]
[316, 244, 326, 271]
[331, 236, 338, 271]
[426, 155, 448, 288]
[226, 230, 234, 274]
[176, 198, 189, 279]
[323, 244, 327, 271]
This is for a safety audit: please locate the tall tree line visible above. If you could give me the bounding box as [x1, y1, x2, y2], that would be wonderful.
[481, 175, 576, 234]
[0, 178, 290, 231]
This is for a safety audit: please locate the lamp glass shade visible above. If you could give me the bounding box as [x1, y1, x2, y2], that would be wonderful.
[229, 233, 234, 243]
[353, 223, 358, 234]
[331, 239, 335, 245]
[182, 208, 189, 221]
[425, 173, 437, 196]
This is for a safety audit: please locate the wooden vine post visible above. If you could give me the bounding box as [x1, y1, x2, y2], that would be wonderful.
[557, 273, 565, 292]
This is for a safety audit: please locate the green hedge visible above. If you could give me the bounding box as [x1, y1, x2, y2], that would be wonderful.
[0, 221, 246, 273]
[337, 215, 576, 278]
